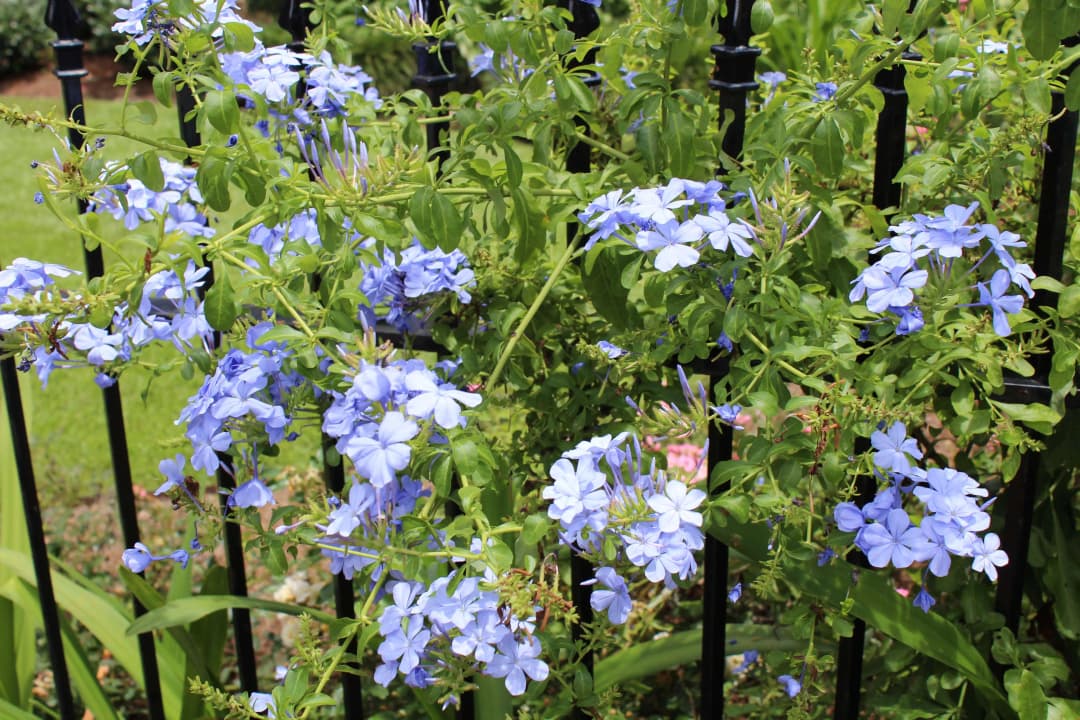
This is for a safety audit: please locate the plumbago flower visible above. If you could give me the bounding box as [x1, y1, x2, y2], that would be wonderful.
[849, 203, 1032, 336]
[833, 421, 1007, 612]
[577, 178, 759, 269]
[0, 257, 212, 388]
[542, 377, 743, 620]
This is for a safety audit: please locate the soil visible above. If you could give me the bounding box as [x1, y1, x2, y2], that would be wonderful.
[0, 54, 152, 99]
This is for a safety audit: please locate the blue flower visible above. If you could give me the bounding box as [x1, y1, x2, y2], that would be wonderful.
[121, 542, 189, 573]
[647, 479, 706, 533]
[597, 340, 628, 359]
[229, 477, 275, 509]
[484, 635, 549, 696]
[249, 692, 276, 718]
[635, 219, 705, 272]
[858, 508, 921, 569]
[717, 332, 734, 353]
[977, 268, 1024, 336]
[587, 567, 632, 624]
[345, 411, 419, 488]
[727, 581, 742, 603]
[870, 421, 923, 475]
[404, 370, 482, 428]
[813, 81, 838, 102]
[913, 587, 936, 613]
[777, 672, 802, 697]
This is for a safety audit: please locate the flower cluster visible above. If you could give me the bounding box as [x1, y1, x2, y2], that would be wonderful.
[543, 423, 723, 623]
[0, 258, 77, 331]
[248, 208, 322, 261]
[374, 575, 548, 696]
[1, 258, 212, 388]
[58, 262, 214, 384]
[91, 158, 213, 239]
[317, 474, 428, 580]
[113, 0, 258, 46]
[577, 179, 755, 271]
[322, 357, 480, 486]
[221, 44, 379, 123]
[833, 421, 1008, 612]
[176, 322, 304, 479]
[357, 241, 476, 332]
[850, 203, 1032, 336]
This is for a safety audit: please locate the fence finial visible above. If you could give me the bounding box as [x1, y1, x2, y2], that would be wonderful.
[279, 0, 311, 46]
[44, 0, 83, 40]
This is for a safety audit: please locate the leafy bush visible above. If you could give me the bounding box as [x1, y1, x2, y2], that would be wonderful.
[2, 0, 1080, 718]
[0, 0, 50, 77]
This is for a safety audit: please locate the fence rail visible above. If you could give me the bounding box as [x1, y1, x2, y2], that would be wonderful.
[3, 1, 1075, 718]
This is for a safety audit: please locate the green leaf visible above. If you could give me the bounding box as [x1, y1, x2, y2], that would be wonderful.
[635, 121, 663, 174]
[990, 401, 1062, 435]
[0, 578, 120, 720]
[152, 72, 174, 108]
[682, 0, 709, 27]
[813, 118, 844, 178]
[1047, 486, 1080, 639]
[0, 549, 145, 689]
[204, 90, 240, 135]
[128, 595, 335, 636]
[1023, 2, 1063, 61]
[664, 108, 696, 178]
[581, 246, 639, 330]
[410, 187, 463, 251]
[750, 0, 774, 33]
[132, 151, 165, 192]
[501, 142, 523, 188]
[203, 266, 238, 332]
[1004, 669, 1048, 720]
[594, 624, 799, 691]
[0, 697, 38, 720]
[0, 418, 34, 709]
[195, 152, 234, 212]
[1059, 284, 1080, 318]
[882, 0, 907, 37]
[521, 514, 550, 545]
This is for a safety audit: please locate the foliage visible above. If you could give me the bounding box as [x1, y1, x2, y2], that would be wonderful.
[1, 0, 1079, 718]
[0, 0, 50, 77]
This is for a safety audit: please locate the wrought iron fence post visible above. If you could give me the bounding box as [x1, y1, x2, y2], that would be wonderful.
[42, 2, 169, 717]
[412, 0, 456, 170]
[277, 4, 366, 714]
[170, 64, 260, 691]
[833, 36, 918, 720]
[702, 3, 758, 717]
[2, 357, 77, 720]
[553, 3, 601, 717]
[992, 35, 1079, 651]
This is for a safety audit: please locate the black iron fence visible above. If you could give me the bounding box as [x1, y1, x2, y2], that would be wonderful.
[3, 0, 1076, 718]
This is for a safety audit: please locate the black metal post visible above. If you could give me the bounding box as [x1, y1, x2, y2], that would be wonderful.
[180, 89, 258, 693]
[215, 461, 259, 692]
[701, 3, 758, 717]
[833, 40, 917, 720]
[2, 356, 77, 719]
[278, 5, 366, 714]
[556, 3, 601, 717]
[992, 36, 1078, 646]
[412, 0, 457, 171]
[43, 2, 168, 718]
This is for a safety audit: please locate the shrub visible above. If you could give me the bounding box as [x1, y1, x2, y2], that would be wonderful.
[0, 0, 50, 77]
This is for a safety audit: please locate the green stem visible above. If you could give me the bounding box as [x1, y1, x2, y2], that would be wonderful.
[743, 329, 809, 380]
[573, 130, 630, 161]
[486, 236, 581, 389]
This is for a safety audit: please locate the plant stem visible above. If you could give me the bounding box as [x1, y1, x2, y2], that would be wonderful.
[486, 236, 581, 389]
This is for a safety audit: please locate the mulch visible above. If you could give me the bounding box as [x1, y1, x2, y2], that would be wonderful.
[0, 54, 152, 100]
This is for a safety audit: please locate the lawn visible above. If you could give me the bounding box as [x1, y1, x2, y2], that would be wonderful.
[0, 94, 320, 499]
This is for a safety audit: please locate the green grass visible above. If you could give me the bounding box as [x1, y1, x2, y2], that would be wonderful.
[0, 95, 320, 497]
